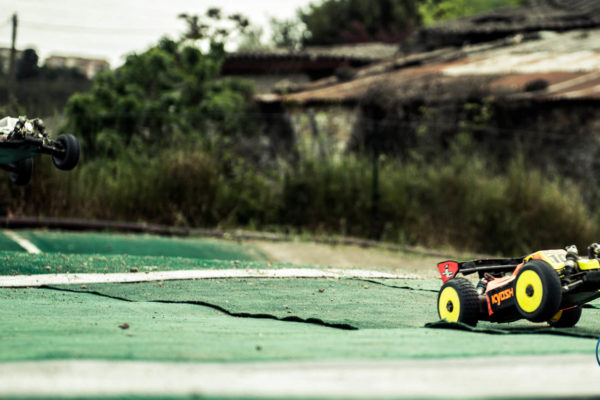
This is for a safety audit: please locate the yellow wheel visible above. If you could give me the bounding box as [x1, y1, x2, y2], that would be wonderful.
[437, 277, 480, 326]
[515, 270, 544, 313]
[515, 260, 562, 322]
[439, 286, 461, 322]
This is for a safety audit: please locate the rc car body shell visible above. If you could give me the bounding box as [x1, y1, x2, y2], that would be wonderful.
[437, 246, 600, 326]
[0, 117, 42, 164]
[0, 116, 80, 185]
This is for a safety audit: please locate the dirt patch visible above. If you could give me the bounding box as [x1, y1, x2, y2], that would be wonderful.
[250, 240, 445, 278]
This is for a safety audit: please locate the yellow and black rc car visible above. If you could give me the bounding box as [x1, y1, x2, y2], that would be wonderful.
[437, 244, 600, 327]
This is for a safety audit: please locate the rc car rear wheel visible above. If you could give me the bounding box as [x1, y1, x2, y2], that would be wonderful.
[437, 277, 480, 326]
[52, 134, 80, 171]
[9, 157, 33, 186]
[548, 306, 582, 328]
[515, 260, 562, 322]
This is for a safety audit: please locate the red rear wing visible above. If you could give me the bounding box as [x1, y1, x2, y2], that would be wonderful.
[438, 261, 459, 283]
[437, 257, 523, 281]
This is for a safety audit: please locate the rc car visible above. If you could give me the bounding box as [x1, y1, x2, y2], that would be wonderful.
[437, 244, 600, 327]
[0, 116, 80, 185]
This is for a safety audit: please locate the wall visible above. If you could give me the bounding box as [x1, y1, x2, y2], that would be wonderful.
[285, 105, 358, 155]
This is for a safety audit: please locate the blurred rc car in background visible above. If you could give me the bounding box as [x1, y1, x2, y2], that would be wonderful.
[437, 244, 600, 327]
[0, 116, 80, 185]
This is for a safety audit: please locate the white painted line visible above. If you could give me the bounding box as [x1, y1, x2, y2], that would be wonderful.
[3, 230, 41, 254]
[0, 355, 599, 398]
[329, 268, 410, 279]
[0, 268, 416, 288]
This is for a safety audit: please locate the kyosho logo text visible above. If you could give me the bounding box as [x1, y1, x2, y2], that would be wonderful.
[491, 288, 514, 306]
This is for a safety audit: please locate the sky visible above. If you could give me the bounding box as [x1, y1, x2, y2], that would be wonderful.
[0, 0, 315, 67]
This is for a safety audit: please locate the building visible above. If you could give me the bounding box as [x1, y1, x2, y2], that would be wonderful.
[254, 21, 600, 189]
[0, 48, 23, 74]
[44, 55, 110, 79]
[0, 48, 110, 79]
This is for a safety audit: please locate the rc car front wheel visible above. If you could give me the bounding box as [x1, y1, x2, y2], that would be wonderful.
[52, 134, 80, 171]
[515, 260, 562, 322]
[548, 306, 582, 328]
[437, 277, 480, 326]
[9, 157, 33, 186]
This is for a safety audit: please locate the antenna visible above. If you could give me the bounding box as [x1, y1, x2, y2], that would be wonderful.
[7, 13, 18, 108]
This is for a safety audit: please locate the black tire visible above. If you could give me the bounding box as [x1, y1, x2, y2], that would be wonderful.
[514, 260, 562, 322]
[52, 134, 80, 171]
[548, 306, 582, 328]
[437, 277, 480, 326]
[9, 157, 33, 186]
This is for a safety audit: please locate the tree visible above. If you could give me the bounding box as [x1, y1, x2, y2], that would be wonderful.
[300, 0, 421, 46]
[64, 34, 254, 158]
[178, 7, 250, 53]
[290, 0, 529, 46]
[270, 18, 305, 50]
[237, 25, 270, 51]
[16, 48, 40, 80]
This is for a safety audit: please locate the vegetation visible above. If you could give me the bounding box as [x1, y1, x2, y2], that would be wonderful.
[418, 0, 527, 26]
[300, 0, 421, 45]
[265, 0, 529, 48]
[63, 37, 255, 158]
[0, 133, 595, 256]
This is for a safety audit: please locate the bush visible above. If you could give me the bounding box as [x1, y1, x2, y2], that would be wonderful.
[273, 136, 598, 255]
[0, 138, 595, 257]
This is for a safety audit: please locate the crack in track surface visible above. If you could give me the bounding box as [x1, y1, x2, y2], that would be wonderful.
[40, 285, 358, 331]
[349, 278, 439, 293]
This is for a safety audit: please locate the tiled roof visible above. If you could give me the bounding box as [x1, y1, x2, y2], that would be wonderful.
[225, 43, 399, 63]
[222, 43, 399, 77]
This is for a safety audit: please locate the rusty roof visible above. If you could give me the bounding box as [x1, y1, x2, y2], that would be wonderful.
[257, 30, 600, 105]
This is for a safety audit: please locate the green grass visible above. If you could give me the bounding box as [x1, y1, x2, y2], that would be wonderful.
[0, 232, 27, 252]
[0, 250, 278, 276]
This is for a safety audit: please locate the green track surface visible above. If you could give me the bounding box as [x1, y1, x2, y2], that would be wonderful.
[0, 232, 26, 252]
[0, 286, 597, 363]
[0, 230, 265, 261]
[50, 278, 600, 336]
